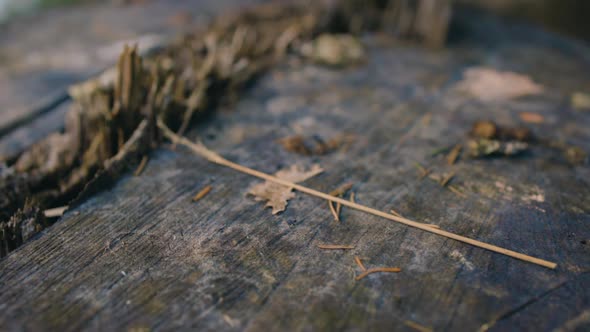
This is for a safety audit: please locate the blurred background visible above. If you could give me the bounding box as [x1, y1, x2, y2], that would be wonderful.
[2, 0, 589, 41]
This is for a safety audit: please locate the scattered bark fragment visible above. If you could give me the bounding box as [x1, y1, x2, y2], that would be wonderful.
[563, 146, 588, 165]
[446, 144, 462, 165]
[247, 164, 323, 214]
[317, 244, 355, 250]
[354, 256, 367, 271]
[192, 185, 213, 202]
[467, 139, 528, 158]
[572, 92, 590, 110]
[440, 172, 455, 187]
[43, 206, 68, 218]
[278, 134, 353, 156]
[355, 267, 402, 280]
[456, 67, 543, 101]
[134, 156, 149, 176]
[470, 120, 533, 142]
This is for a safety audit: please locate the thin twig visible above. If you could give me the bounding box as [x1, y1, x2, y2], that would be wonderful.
[354, 256, 367, 271]
[317, 244, 355, 250]
[350, 192, 355, 203]
[157, 120, 558, 269]
[193, 185, 213, 202]
[355, 267, 401, 280]
[134, 155, 149, 176]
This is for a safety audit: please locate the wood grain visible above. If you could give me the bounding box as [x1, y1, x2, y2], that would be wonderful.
[1, 7, 590, 331]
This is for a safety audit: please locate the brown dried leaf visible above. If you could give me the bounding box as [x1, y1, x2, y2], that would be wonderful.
[456, 67, 543, 101]
[248, 164, 323, 214]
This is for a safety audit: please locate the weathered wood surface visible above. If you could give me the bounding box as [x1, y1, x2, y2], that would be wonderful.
[1, 7, 590, 332]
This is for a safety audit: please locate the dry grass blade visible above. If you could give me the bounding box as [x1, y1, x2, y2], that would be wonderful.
[355, 267, 402, 280]
[158, 121, 557, 269]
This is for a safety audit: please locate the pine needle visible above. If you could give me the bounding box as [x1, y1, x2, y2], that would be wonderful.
[317, 244, 355, 250]
[354, 256, 367, 271]
[193, 185, 213, 202]
[355, 267, 402, 280]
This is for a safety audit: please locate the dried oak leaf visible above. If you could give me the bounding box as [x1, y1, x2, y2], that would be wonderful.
[456, 67, 543, 101]
[248, 164, 323, 214]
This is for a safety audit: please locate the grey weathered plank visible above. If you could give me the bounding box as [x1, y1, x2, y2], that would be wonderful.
[1, 9, 590, 331]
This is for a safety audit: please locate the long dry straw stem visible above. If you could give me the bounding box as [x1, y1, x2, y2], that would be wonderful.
[158, 120, 557, 269]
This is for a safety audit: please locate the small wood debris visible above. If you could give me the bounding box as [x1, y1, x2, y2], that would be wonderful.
[470, 120, 533, 142]
[299, 34, 365, 67]
[563, 146, 588, 165]
[134, 155, 149, 176]
[572, 92, 590, 110]
[354, 256, 367, 271]
[355, 267, 401, 280]
[519, 112, 545, 124]
[248, 164, 323, 214]
[446, 144, 462, 165]
[192, 185, 213, 202]
[43, 206, 68, 218]
[414, 163, 431, 179]
[317, 244, 355, 250]
[455, 67, 543, 101]
[278, 134, 353, 156]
